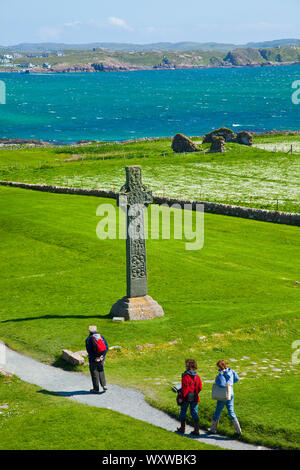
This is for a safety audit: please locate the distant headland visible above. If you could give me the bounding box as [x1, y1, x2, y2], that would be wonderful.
[1, 40, 300, 73]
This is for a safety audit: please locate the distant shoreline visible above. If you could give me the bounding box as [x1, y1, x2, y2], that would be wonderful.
[1, 61, 300, 74]
[1, 130, 300, 147]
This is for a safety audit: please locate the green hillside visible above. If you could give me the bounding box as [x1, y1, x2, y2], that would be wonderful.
[0, 184, 299, 449]
[4, 45, 300, 71]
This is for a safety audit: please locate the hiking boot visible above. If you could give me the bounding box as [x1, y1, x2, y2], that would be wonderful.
[208, 419, 219, 434]
[90, 389, 99, 394]
[233, 418, 242, 435]
[176, 420, 186, 434]
[190, 420, 200, 436]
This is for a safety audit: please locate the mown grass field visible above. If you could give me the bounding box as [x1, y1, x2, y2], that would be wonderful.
[0, 185, 299, 449]
[0, 135, 299, 213]
[0, 374, 218, 450]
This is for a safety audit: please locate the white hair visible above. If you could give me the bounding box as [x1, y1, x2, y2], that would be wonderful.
[88, 325, 97, 333]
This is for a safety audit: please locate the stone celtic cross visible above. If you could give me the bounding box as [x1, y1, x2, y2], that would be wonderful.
[118, 165, 152, 298]
[110, 165, 164, 321]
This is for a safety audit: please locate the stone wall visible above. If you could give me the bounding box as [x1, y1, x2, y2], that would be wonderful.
[1, 181, 299, 227]
[0, 181, 117, 200]
[154, 195, 300, 227]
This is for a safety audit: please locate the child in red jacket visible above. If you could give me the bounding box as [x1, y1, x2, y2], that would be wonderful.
[177, 359, 202, 436]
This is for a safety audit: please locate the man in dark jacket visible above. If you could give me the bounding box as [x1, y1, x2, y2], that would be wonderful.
[86, 325, 109, 394]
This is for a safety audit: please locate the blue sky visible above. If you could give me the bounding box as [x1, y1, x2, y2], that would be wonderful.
[1, 0, 300, 45]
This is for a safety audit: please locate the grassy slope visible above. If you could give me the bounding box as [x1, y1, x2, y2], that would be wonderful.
[254, 134, 300, 144]
[0, 135, 299, 213]
[0, 374, 217, 450]
[11, 49, 225, 68]
[0, 186, 299, 449]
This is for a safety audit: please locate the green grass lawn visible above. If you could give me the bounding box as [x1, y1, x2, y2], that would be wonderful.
[0, 185, 299, 449]
[0, 135, 299, 213]
[0, 373, 218, 450]
[253, 134, 300, 144]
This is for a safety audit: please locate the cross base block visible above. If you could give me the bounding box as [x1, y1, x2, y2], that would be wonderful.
[110, 295, 164, 321]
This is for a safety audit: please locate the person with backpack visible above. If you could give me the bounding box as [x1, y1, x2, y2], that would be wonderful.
[85, 325, 109, 394]
[176, 359, 202, 436]
[208, 359, 242, 435]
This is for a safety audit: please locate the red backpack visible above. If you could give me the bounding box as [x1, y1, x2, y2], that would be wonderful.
[91, 334, 107, 354]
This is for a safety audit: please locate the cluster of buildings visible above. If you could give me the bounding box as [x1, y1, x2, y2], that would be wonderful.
[0, 51, 64, 69]
[0, 53, 22, 66]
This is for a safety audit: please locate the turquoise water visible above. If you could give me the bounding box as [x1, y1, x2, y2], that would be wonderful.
[0, 66, 299, 143]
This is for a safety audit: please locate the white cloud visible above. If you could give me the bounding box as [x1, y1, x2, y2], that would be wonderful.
[108, 17, 133, 31]
[64, 21, 82, 28]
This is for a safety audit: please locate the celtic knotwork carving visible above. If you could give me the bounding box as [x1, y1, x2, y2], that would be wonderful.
[131, 238, 145, 256]
[131, 253, 146, 278]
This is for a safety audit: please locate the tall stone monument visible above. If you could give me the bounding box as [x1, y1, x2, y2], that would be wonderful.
[110, 166, 164, 321]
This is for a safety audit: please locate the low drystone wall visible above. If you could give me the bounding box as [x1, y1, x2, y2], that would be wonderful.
[0, 181, 117, 200]
[1, 181, 299, 227]
[154, 195, 300, 226]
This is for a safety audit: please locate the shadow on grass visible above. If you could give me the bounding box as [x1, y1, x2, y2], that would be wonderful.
[0, 313, 111, 324]
[38, 389, 106, 398]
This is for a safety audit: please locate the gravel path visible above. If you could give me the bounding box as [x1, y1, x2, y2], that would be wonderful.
[1, 344, 268, 451]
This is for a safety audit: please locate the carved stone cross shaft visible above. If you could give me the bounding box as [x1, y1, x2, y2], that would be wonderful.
[110, 165, 164, 320]
[118, 165, 153, 298]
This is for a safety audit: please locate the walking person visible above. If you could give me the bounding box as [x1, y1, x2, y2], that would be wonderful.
[209, 359, 242, 435]
[176, 359, 202, 436]
[85, 325, 108, 394]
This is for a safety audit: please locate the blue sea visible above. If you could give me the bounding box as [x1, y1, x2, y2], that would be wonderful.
[0, 65, 299, 143]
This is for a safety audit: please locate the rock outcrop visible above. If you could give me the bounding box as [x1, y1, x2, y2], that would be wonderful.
[224, 48, 264, 66]
[203, 127, 235, 143]
[209, 56, 225, 66]
[171, 133, 201, 153]
[0, 138, 52, 147]
[154, 56, 174, 69]
[210, 136, 226, 153]
[62, 349, 85, 366]
[235, 131, 253, 146]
